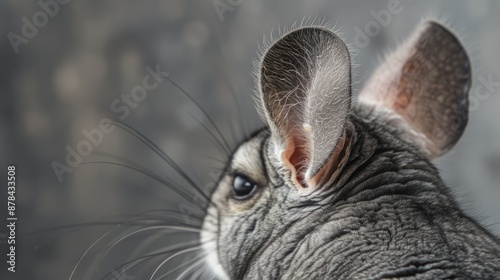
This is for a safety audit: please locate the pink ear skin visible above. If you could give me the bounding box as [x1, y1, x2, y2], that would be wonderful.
[359, 22, 471, 158]
[306, 131, 352, 193]
[281, 130, 351, 194]
[282, 131, 309, 189]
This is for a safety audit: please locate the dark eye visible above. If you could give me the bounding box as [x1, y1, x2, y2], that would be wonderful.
[233, 175, 258, 199]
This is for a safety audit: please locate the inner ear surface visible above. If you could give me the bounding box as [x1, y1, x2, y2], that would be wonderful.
[359, 22, 471, 158]
[259, 27, 352, 190]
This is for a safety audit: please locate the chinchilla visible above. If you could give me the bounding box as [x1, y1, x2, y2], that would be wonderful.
[201, 21, 500, 279]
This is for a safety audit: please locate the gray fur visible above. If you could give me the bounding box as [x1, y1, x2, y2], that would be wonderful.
[202, 21, 500, 279]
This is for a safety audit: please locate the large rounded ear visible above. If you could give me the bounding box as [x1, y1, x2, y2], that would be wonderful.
[359, 21, 471, 158]
[258, 27, 352, 192]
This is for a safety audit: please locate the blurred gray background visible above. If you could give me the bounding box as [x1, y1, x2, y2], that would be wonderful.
[1, 0, 499, 279]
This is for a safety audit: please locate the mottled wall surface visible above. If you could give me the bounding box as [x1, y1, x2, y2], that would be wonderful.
[1, 0, 499, 279]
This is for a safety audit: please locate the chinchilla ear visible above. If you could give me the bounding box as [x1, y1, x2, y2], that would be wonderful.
[258, 27, 351, 193]
[359, 21, 471, 158]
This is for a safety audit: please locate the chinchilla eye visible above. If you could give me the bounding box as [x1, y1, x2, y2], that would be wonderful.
[232, 175, 258, 199]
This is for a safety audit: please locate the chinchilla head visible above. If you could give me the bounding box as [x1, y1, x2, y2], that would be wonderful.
[202, 22, 500, 279]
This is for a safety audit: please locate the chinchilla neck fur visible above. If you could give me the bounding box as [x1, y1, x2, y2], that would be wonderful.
[246, 112, 500, 279]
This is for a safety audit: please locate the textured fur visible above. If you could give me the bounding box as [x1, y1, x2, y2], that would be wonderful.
[202, 21, 500, 279]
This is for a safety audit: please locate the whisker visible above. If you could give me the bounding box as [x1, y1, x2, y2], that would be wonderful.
[96, 229, 199, 278]
[149, 246, 204, 280]
[156, 251, 209, 280]
[161, 75, 232, 155]
[79, 161, 207, 210]
[188, 264, 207, 280]
[92, 121, 221, 224]
[202, 155, 227, 166]
[101, 225, 203, 260]
[84, 150, 213, 219]
[188, 112, 231, 156]
[199, 264, 219, 280]
[25, 209, 204, 237]
[68, 210, 207, 280]
[26, 209, 206, 264]
[69, 225, 116, 280]
[106, 121, 218, 211]
[214, 44, 249, 139]
[226, 120, 239, 153]
[100, 239, 211, 280]
[175, 254, 210, 280]
[116, 223, 193, 274]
